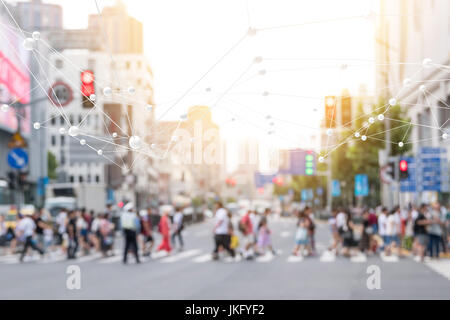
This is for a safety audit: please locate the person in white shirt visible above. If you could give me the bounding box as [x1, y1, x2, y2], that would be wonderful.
[16, 214, 44, 262]
[212, 202, 235, 260]
[172, 207, 184, 251]
[55, 209, 67, 249]
[378, 207, 388, 250]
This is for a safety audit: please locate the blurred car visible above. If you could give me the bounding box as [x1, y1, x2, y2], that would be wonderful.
[44, 197, 77, 219]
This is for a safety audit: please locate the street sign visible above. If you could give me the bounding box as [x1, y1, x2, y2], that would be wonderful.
[417, 147, 449, 192]
[301, 189, 313, 201]
[354, 174, 369, 196]
[331, 180, 341, 197]
[7, 148, 28, 169]
[254, 172, 276, 188]
[48, 81, 73, 106]
[7, 131, 27, 148]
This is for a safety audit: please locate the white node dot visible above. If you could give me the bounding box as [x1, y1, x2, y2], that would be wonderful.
[422, 58, 432, 68]
[326, 129, 333, 136]
[403, 78, 411, 87]
[368, 117, 375, 124]
[262, 91, 269, 96]
[266, 115, 271, 119]
[32, 31, 40, 40]
[420, 85, 426, 92]
[150, 143, 156, 149]
[80, 139, 86, 145]
[171, 136, 178, 142]
[129, 135, 142, 149]
[377, 114, 385, 121]
[112, 132, 118, 138]
[205, 87, 211, 92]
[23, 38, 35, 50]
[354, 132, 360, 138]
[59, 127, 66, 135]
[1, 104, 9, 112]
[127, 86, 135, 95]
[146, 104, 153, 111]
[361, 135, 367, 141]
[253, 56, 263, 64]
[190, 137, 196, 143]
[180, 113, 187, 120]
[318, 156, 325, 163]
[33, 122, 40, 130]
[68, 126, 79, 137]
[442, 133, 448, 140]
[89, 94, 96, 101]
[103, 87, 112, 96]
[231, 117, 236, 122]
[398, 142, 404, 148]
[97, 149, 103, 156]
[247, 28, 257, 36]
[258, 69, 266, 76]
[389, 98, 397, 106]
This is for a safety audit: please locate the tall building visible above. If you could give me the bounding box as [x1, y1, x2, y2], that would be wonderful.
[13, 0, 62, 31]
[88, 0, 143, 54]
[375, 0, 450, 154]
[375, 0, 450, 204]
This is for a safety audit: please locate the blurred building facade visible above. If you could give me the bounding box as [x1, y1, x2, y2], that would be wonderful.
[375, 0, 450, 154]
[375, 0, 450, 204]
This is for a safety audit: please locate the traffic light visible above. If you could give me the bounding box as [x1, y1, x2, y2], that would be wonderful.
[324, 95, 336, 128]
[399, 159, 409, 180]
[387, 160, 396, 181]
[341, 90, 352, 127]
[7, 171, 16, 190]
[81, 70, 95, 108]
[18, 171, 28, 188]
[304, 150, 315, 175]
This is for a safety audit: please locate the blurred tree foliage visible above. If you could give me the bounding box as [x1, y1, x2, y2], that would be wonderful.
[47, 151, 58, 180]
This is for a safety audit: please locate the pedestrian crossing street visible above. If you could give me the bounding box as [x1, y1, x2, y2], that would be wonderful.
[0, 247, 432, 266]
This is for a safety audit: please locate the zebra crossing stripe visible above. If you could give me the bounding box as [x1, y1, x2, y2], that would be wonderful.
[350, 254, 367, 263]
[424, 260, 450, 281]
[255, 253, 275, 263]
[193, 254, 212, 263]
[99, 255, 123, 264]
[160, 249, 202, 263]
[380, 252, 399, 262]
[287, 255, 304, 263]
[320, 251, 336, 262]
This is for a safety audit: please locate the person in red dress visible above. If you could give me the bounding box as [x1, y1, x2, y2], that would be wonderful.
[157, 209, 172, 253]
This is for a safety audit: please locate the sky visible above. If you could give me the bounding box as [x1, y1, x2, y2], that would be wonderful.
[43, 0, 378, 172]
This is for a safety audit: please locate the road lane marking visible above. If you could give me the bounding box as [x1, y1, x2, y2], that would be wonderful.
[287, 255, 304, 262]
[192, 254, 212, 263]
[380, 252, 399, 262]
[350, 253, 367, 263]
[160, 249, 202, 263]
[424, 260, 450, 280]
[255, 253, 275, 263]
[320, 251, 336, 262]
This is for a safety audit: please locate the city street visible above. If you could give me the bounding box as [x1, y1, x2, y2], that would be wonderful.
[1, 216, 449, 300]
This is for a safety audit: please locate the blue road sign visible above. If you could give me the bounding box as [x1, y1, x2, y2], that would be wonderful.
[7, 148, 28, 169]
[417, 147, 449, 192]
[254, 172, 276, 188]
[355, 174, 369, 196]
[332, 180, 341, 197]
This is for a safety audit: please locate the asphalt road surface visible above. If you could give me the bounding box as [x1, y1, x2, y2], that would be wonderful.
[1, 215, 449, 299]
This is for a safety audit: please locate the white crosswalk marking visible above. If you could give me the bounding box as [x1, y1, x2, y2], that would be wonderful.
[193, 254, 212, 263]
[151, 250, 170, 259]
[287, 255, 304, 263]
[255, 253, 274, 263]
[320, 251, 336, 262]
[160, 249, 202, 263]
[380, 252, 399, 262]
[75, 253, 103, 263]
[350, 253, 367, 263]
[424, 260, 450, 280]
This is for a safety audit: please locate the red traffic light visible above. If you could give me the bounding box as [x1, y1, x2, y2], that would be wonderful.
[399, 160, 408, 172]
